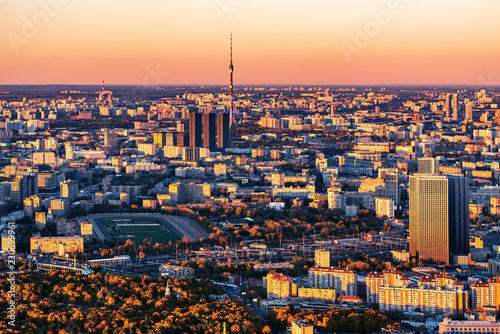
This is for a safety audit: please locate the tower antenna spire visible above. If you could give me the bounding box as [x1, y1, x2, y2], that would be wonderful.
[229, 33, 234, 127]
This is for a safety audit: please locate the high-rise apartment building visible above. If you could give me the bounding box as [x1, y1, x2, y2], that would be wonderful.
[203, 113, 217, 149]
[33, 151, 58, 167]
[314, 249, 330, 268]
[61, 180, 78, 200]
[104, 132, 118, 147]
[217, 113, 230, 149]
[272, 173, 285, 187]
[452, 94, 459, 121]
[379, 285, 467, 315]
[375, 197, 394, 218]
[377, 271, 467, 315]
[409, 174, 469, 265]
[50, 199, 69, 217]
[168, 182, 211, 203]
[266, 271, 297, 299]
[8, 172, 38, 204]
[183, 147, 200, 162]
[189, 112, 202, 148]
[154, 132, 176, 148]
[445, 94, 451, 118]
[366, 268, 411, 305]
[328, 187, 344, 210]
[384, 172, 399, 207]
[465, 102, 473, 121]
[65, 143, 75, 160]
[418, 157, 440, 174]
[308, 267, 357, 296]
[0, 183, 11, 203]
[23, 195, 41, 218]
[176, 132, 189, 147]
[471, 276, 500, 311]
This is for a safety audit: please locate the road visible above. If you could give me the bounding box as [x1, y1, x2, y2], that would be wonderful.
[219, 283, 267, 321]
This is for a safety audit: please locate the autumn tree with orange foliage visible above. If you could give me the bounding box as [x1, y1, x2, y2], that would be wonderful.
[0, 271, 266, 334]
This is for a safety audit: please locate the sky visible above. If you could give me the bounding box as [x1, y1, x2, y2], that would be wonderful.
[1, 0, 500, 86]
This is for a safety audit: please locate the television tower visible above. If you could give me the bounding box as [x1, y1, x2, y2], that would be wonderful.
[229, 33, 234, 127]
[102, 80, 105, 93]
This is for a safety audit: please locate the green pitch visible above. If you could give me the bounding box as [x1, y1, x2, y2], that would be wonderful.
[97, 216, 180, 244]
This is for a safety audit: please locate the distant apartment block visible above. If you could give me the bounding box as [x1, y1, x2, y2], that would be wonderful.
[169, 182, 210, 203]
[30, 236, 84, 255]
[265, 271, 297, 300]
[61, 180, 78, 200]
[314, 249, 330, 268]
[439, 319, 500, 334]
[159, 264, 195, 279]
[297, 287, 336, 302]
[308, 267, 357, 296]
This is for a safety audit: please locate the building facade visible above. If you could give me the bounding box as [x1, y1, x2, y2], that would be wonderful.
[379, 286, 468, 316]
[308, 267, 357, 296]
[439, 319, 500, 334]
[189, 112, 202, 148]
[266, 271, 297, 299]
[366, 268, 411, 305]
[471, 276, 500, 311]
[30, 236, 84, 254]
[314, 249, 330, 268]
[409, 174, 469, 264]
[159, 264, 195, 279]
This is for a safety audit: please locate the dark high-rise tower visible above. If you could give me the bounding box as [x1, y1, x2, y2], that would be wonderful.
[445, 94, 451, 119]
[384, 172, 399, 208]
[217, 113, 230, 149]
[189, 112, 202, 148]
[203, 113, 217, 149]
[409, 174, 469, 265]
[452, 93, 459, 121]
[229, 33, 234, 127]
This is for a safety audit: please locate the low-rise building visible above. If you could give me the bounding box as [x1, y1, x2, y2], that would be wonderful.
[439, 318, 500, 334]
[297, 287, 336, 302]
[159, 264, 195, 279]
[291, 320, 314, 334]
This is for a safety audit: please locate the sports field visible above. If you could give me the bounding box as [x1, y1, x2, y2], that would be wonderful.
[97, 216, 180, 244]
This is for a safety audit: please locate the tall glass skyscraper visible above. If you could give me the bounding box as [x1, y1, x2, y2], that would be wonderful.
[409, 174, 469, 265]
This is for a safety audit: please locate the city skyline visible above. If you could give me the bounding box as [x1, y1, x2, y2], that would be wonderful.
[4, 1, 500, 332]
[1, 0, 500, 85]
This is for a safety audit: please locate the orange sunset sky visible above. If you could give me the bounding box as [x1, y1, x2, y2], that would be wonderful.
[1, 0, 500, 86]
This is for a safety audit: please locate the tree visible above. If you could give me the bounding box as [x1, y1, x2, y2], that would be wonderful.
[230, 324, 241, 333]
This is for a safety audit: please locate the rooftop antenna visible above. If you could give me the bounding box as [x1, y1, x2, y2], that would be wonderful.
[229, 33, 234, 127]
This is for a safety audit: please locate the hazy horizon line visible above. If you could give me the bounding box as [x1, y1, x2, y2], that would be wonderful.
[0, 83, 499, 88]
